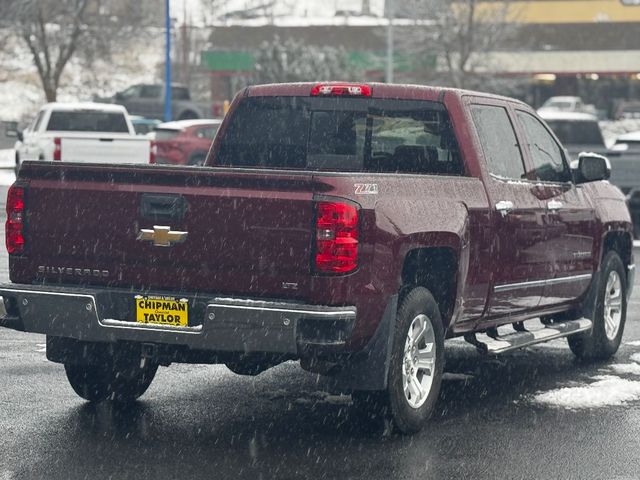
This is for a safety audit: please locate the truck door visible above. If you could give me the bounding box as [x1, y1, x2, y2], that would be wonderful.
[514, 109, 596, 306]
[469, 101, 552, 315]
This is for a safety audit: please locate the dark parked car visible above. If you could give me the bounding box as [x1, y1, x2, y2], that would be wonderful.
[538, 111, 608, 159]
[0, 82, 633, 435]
[98, 83, 212, 121]
[151, 119, 222, 166]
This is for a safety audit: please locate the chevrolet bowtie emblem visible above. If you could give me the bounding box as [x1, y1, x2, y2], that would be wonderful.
[137, 226, 188, 247]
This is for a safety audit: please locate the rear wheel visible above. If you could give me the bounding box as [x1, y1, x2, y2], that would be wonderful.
[64, 359, 158, 403]
[568, 251, 627, 360]
[353, 287, 444, 434]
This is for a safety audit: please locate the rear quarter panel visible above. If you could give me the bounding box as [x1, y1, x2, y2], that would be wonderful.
[309, 173, 489, 349]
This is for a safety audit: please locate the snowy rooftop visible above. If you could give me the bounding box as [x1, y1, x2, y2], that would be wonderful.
[179, 0, 398, 27]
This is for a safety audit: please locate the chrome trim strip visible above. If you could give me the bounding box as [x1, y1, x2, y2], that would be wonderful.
[208, 303, 357, 318]
[494, 273, 593, 293]
[101, 318, 203, 334]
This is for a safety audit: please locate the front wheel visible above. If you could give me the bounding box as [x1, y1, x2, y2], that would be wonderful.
[568, 251, 627, 360]
[354, 287, 445, 434]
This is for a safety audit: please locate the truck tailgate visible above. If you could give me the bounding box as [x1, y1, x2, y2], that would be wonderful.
[14, 164, 317, 298]
[61, 135, 150, 164]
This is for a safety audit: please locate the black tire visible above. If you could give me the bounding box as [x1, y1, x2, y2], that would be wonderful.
[568, 251, 627, 360]
[188, 153, 206, 166]
[353, 287, 445, 434]
[64, 363, 112, 402]
[64, 360, 158, 403]
[110, 360, 158, 403]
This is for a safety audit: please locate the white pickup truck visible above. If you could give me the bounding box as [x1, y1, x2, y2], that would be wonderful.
[16, 103, 151, 172]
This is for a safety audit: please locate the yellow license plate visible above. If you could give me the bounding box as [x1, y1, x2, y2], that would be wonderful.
[135, 295, 189, 327]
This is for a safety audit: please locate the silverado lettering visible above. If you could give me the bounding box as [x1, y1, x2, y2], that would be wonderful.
[37, 266, 109, 278]
[1, 82, 634, 435]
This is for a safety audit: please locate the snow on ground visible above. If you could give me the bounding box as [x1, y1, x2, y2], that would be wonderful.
[0, 150, 14, 168]
[531, 346, 640, 409]
[608, 363, 640, 376]
[533, 377, 640, 410]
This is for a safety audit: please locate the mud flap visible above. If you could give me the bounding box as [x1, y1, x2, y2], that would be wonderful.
[329, 295, 398, 392]
[580, 268, 602, 323]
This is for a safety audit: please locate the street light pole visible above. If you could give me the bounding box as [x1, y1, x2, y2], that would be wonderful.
[385, 0, 394, 84]
[164, 0, 172, 122]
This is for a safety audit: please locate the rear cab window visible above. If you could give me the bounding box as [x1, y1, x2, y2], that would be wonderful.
[46, 110, 130, 133]
[215, 96, 465, 175]
[154, 129, 182, 141]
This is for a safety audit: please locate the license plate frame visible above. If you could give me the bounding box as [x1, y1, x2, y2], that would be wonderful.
[135, 295, 189, 328]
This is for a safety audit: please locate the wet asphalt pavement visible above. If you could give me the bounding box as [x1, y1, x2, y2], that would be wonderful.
[1, 181, 640, 480]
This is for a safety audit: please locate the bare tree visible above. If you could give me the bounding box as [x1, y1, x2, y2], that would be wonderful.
[254, 36, 358, 84]
[402, 0, 520, 90]
[0, 0, 157, 101]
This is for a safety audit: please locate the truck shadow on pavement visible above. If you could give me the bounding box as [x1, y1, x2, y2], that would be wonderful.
[14, 342, 617, 480]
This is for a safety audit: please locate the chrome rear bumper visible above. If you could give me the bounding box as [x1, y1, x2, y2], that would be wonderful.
[0, 284, 356, 355]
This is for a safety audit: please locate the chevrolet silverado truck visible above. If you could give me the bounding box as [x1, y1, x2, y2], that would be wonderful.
[15, 103, 151, 174]
[0, 82, 634, 434]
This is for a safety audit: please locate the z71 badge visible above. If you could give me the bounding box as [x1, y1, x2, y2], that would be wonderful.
[354, 183, 379, 195]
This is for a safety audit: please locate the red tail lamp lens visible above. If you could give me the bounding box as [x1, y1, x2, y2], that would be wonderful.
[315, 201, 359, 274]
[6, 184, 25, 254]
[53, 137, 62, 161]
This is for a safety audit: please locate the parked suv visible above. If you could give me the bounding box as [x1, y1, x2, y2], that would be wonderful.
[151, 119, 222, 166]
[97, 84, 212, 121]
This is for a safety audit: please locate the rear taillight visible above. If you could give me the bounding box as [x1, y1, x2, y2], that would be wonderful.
[6, 184, 25, 255]
[310, 83, 371, 97]
[315, 201, 359, 274]
[149, 141, 157, 164]
[53, 137, 61, 161]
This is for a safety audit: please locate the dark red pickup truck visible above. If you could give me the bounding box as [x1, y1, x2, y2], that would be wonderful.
[0, 82, 634, 434]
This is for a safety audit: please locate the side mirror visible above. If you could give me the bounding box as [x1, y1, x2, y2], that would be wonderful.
[571, 152, 611, 184]
[114, 92, 124, 102]
[16, 130, 23, 142]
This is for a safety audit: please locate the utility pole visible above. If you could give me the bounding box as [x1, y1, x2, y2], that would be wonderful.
[164, 0, 172, 122]
[362, 0, 371, 15]
[181, 0, 191, 86]
[385, 0, 394, 84]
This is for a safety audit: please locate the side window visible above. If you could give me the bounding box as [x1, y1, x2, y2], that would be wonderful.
[140, 85, 162, 98]
[471, 105, 526, 180]
[171, 87, 190, 101]
[32, 111, 45, 132]
[196, 127, 218, 139]
[516, 111, 571, 183]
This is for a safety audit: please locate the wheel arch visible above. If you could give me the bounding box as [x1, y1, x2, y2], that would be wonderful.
[399, 242, 462, 331]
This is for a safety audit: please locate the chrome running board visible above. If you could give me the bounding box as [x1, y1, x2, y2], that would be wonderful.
[465, 318, 593, 355]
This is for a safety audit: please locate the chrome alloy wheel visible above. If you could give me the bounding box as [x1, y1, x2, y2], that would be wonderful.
[402, 314, 436, 409]
[604, 270, 623, 341]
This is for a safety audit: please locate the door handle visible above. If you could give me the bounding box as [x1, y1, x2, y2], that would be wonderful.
[547, 200, 563, 211]
[495, 200, 514, 217]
